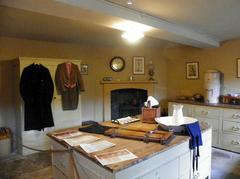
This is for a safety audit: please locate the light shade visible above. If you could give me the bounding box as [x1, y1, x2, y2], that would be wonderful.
[121, 31, 144, 43]
[127, 0, 133, 5]
[146, 96, 159, 107]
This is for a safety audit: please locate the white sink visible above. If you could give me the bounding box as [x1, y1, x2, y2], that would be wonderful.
[155, 116, 197, 126]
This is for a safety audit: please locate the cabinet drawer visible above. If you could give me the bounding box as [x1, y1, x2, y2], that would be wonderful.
[194, 106, 220, 119]
[138, 158, 179, 179]
[223, 109, 240, 122]
[155, 159, 179, 179]
[223, 120, 240, 134]
[198, 118, 219, 132]
[222, 133, 240, 151]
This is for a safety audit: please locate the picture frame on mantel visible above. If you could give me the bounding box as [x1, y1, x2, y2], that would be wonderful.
[186, 61, 199, 79]
[133, 56, 145, 75]
[237, 58, 240, 78]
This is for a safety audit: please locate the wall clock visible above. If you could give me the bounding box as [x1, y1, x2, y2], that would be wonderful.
[110, 56, 125, 72]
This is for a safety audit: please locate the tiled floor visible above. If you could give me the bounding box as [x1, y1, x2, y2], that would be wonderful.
[211, 148, 240, 179]
[0, 152, 52, 179]
[0, 148, 239, 179]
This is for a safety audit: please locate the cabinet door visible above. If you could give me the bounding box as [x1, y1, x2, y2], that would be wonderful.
[155, 159, 179, 179]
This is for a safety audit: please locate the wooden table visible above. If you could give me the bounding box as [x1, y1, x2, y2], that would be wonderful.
[48, 122, 212, 179]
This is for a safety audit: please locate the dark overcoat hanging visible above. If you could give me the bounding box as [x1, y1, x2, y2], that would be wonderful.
[20, 64, 54, 131]
[55, 62, 85, 110]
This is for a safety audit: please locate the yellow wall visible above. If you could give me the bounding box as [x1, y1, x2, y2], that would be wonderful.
[1, 36, 240, 123]
[165, 39, 240, 99]
[0, 36, 167, 122]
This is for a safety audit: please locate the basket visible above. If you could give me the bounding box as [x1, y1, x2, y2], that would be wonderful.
[141, 107, 161, 123]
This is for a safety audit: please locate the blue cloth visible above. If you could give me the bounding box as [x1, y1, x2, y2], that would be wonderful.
[185, 121, 203, 172]
[185, 121, 203, 149]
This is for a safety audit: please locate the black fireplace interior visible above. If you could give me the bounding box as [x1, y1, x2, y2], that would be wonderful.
[111, 88, 148, 120]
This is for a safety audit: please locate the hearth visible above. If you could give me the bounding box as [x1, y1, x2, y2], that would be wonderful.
[111, 88, 147, 120]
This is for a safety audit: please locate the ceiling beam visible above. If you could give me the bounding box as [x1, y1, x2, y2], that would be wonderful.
[0, 0, 220, 48]
[56, 0, 220, 48]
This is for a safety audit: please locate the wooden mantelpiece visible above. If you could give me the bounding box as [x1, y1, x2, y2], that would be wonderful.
[100, 80, 157, 84]
[101, 80, 157, 121]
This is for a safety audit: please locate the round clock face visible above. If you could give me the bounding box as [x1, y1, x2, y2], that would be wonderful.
[110, 56, 125, 72]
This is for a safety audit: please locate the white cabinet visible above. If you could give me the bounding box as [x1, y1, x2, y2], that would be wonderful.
[50, 127, 212, 179]
[0, 57, 83, 155]
[51, 140, 190, 179]
[168, 101, 240, 153]
[194, 106, 221, 147]
[222, 109, 240, 152]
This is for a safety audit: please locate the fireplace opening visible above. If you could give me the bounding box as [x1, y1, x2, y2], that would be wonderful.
[111, 88, 147, 120]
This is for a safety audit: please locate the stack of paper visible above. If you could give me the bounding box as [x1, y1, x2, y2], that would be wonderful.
[52, 130, 83, 140]
[95, 149, 137, 166]
[63, 135, 100, 146]
[80, 140, 115, 153]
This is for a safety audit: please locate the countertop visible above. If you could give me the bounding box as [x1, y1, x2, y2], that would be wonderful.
[47, 121, 191, 173]
[169, 99, 240, 109]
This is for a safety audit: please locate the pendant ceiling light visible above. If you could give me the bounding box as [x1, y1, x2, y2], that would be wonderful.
[121, 31, 144, 43]
[127, 0, 133, 5]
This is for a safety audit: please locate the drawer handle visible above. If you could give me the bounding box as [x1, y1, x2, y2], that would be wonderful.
[232, 126, 240, 131]
[231, 140, 240, 145]
[232, 114, 240, 119]
[203, 121, 210, 126]
[200, 121, 210, 126]
[201, 111, 209, 115]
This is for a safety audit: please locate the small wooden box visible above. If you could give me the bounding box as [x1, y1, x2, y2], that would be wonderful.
[141, 107, 161, 123]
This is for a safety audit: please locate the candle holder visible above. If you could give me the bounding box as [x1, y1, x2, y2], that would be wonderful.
[148, 61, 155, 81]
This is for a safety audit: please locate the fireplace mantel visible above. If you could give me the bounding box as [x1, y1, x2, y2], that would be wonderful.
[100, 80, 157, 84]
[101, 80, 157, 121]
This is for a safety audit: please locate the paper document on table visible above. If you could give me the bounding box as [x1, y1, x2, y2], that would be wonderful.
[52, 130, 83, 140]
[95, 149, 137, 166]
[63, 135, 100, 146]
[116, 116, 140, 125]
[80, 140, 115, 153]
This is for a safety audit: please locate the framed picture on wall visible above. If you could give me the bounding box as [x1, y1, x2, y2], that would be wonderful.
[237, 58, 240, 78]
[186, 61, 199, 79]
[80, 64, 88, 75]
[133, 56, 145, 74]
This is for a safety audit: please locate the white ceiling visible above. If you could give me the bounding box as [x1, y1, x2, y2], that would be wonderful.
[1, 0, 240, 48]
[110, 0, 240, 41]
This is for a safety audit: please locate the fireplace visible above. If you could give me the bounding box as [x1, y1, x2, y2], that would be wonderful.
[101, 80, 156, 121]
[111, 88, 147, 120]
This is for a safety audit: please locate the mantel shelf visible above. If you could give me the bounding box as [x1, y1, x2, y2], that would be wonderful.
[100, 80, 157, 84]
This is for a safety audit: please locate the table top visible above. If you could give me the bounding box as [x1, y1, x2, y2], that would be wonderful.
[48, 121, 191, 172]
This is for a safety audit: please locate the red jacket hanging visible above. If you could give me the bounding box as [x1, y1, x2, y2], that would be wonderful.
[55, 62, 85, 110]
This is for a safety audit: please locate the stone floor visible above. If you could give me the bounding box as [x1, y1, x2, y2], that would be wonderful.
[0, 152, 52, 179]
[211, 148, 240, 179]
[0, 148, 239, 179]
